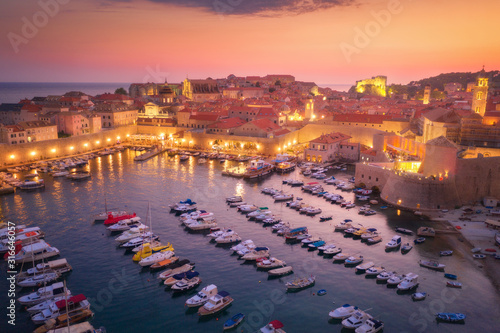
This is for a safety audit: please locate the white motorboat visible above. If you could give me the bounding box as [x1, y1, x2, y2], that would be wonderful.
[385, 235, 402, 250]
[342, 310, 372, 329]
[120, 234, 159, 248]
[248, 208, 270, 218]
[317, 243, 336, 254]
[17, 271, 60, 288]
[158, 263, 194, 280]
[397, 273, 419, 291]
[138, 250, 175, 267]
[185, 284, 218, 307]
[31, 294, 90, 324]
[106, 217, 142, 231]
[238, 205, 258, 213]
[215, 233, 242, 244]
[198, 291, 234, 316]
[114, 224, 149, 243]
[229, 201, 246, 207]
[323, 247, 342, 256]
[355, 318, 384, 333]
[335, 221, 353, 231]
[207, 228, 234, 239]
[18, 282, 69, 306]
[268, 266, 293, 277]
[273, 193, 293, 201]
[256, 257, 286, 270]
[333, 253, 350, 262]
[14, 240, 60, 264]
[306, 207, 322, 216]
[329, 304, 359, 319]
[0, 227, 45, 253]
[376, 271, 395, 282]
[418, 260, 445, 271]
[345, 255, 363, 266]
[171, 274, 202, 293]
[365, 266, 385, 277]
[387, 274, 405, 286]
[231, 239, 255, 254]
[185, 219, 217, 231]
[241, 247, 270, 261]
[26, 295, 68, 314]
[226, 196, 243, 203]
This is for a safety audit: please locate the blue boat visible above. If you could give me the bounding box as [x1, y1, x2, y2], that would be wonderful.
[444, 273, 458, 280]
[436, 312, 466, 322]
[317, 289, 327, 296]
[414, 237, 426, 244]
[223, 313, 245, 330]
[308, 240, 325, 250]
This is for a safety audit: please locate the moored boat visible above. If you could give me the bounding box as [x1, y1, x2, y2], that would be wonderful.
[223, 312, 245, 330]
[285, 275, 315, 291]
[185, 284, 218, 307]
[198, 291, 234, 316]
[419, 259, 445, 271]
[436, 312, 466, 322]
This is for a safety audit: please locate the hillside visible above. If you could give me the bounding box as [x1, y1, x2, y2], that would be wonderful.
[408, 70, 500, 90]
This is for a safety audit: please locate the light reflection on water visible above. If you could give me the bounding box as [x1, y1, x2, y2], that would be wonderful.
[0, 150, 499, 333]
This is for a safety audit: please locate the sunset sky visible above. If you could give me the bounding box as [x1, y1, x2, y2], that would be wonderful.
[1, 0, 499, 85]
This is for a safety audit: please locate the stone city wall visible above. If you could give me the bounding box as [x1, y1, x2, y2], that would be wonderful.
[380, 172, 461, 210]
[354, 163, 392, 190]
[1, 125, 137, 166]
[454, 156, 500, 205]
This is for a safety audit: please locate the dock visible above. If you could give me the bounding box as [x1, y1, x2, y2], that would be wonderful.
[134, 146, 168, 162]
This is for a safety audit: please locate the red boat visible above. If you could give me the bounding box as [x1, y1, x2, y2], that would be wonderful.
[3, 241, 23, 259]
[103, 212, 136, 225]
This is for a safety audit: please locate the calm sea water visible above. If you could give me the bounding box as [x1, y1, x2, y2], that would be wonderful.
[0, 82, 131, 104]
[1, 151, 499, 333]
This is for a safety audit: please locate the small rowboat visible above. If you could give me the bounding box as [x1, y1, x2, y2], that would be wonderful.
[317, 289, 327, 296]
[440, 250, 453, 256]
[472, 254, 486, 259]
[223, 312, 245, 330]
[446, 281, 462, 288]
[412, 292, 427, 301]
[268, 266, 293, 277]
[414, 237, 426, 244]
[444, 273, 457, 280]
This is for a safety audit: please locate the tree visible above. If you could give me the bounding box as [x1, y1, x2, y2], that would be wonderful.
[115, 87, 127, 95]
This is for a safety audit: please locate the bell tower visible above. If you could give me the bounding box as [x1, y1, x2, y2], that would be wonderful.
[471, 67, 488, 117]
[423, 85, 431, 105]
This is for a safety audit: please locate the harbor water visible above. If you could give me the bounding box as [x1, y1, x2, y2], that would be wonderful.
[1, 150, 499, 332]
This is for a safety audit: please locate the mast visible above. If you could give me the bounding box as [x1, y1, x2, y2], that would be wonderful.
[64, 279, 70, 332]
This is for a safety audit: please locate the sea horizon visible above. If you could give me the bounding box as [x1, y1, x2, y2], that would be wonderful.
[0, 82, 353, 104]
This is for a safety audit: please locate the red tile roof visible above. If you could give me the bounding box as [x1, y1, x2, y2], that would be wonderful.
[21, 104, 42, 112]
[247, 118, 281, 132]
[189, 114, 220, 121]
[208, 117, 247, 129]
[310, 132, 351, 144]
[333, 114, 394, 124]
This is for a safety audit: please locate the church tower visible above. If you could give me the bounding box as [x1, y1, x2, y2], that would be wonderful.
[305, 95, 314, 120]
[471, 68, 488, 117]
[423, 85, 431, 105]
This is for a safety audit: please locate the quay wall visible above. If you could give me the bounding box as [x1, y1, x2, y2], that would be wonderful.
[136, 124, 385, 155]
[1, 125, 137, 166]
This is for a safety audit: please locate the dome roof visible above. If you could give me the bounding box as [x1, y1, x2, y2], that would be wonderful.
[280, 104, 290, 111]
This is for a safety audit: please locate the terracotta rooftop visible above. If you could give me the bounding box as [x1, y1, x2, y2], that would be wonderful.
[310, 132, 351, 144]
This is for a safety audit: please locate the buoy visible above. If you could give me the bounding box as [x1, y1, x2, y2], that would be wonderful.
[259, 281, 261, 283]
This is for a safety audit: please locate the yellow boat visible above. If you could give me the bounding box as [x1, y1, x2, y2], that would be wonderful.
[353, 228, 367, 237]
[132, 242, 174, 261]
